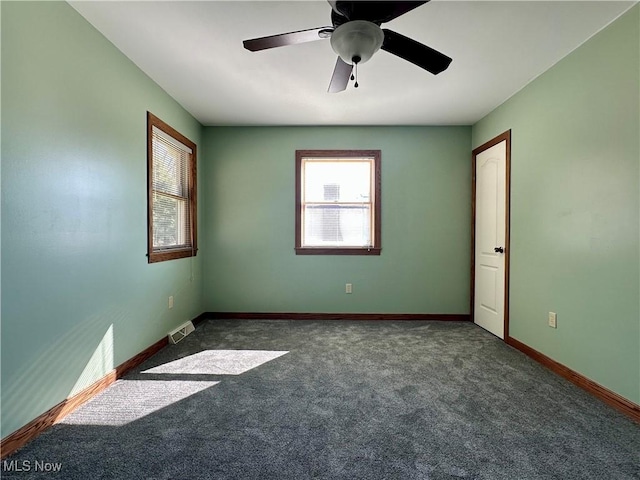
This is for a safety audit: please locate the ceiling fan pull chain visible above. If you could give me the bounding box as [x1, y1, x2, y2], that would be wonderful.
[351, 55, 360, 88]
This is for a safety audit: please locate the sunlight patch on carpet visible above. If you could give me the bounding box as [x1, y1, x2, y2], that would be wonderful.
[60, 380, 219, 426]
[142, 350, 289, 375]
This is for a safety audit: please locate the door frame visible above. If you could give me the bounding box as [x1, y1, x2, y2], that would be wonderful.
[471, 130, 511, 340]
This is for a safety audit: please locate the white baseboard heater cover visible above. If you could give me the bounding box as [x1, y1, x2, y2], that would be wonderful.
[168, 321, 195, 344]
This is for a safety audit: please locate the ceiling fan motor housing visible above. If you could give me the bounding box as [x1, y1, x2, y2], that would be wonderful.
[330, 20, 384, 64]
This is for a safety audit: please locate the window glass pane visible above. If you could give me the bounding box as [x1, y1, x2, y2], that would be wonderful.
[153, 193, 188, 248]
[153, 135, 188, 197]
[303, 161, 371, 203]
[303, 205, 371, 247]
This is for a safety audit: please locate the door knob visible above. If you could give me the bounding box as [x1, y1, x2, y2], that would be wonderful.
[494, 247, 504, 253]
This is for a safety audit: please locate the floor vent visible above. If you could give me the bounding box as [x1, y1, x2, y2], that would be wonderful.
[168, 321, 195, 344]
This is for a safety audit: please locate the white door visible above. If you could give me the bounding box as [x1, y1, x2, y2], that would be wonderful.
[474, 134, 509, 339]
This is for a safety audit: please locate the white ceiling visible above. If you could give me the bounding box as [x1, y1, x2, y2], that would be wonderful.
[69, 1, 635, 126]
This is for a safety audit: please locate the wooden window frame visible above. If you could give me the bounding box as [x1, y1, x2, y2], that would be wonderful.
[295, 150, 381, 256]
[147, 112, 197, 263]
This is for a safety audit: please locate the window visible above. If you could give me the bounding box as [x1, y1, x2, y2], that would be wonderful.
[147, 112, 197, 263]
[295, 150, 381, 255]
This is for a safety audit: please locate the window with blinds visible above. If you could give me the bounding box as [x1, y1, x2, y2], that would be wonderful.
[295, 150, 381, 255]
[147, 112, 197, 263]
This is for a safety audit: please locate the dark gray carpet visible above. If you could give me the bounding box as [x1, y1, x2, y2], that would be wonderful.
[3, 320, 639, 479]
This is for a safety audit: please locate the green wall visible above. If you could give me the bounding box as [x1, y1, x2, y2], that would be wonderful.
[1, 2, 203, 438]
[201, 126, 472, 314]
[472, 5, 640, 403]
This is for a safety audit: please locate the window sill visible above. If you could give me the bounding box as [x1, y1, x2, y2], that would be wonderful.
[295, 247, 381, 256]
[148, 248, 197, 263]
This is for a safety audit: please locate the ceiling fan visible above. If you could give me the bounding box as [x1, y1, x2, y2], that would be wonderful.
[243, 1, 452, 93]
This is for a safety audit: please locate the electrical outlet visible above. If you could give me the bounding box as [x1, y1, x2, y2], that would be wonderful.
[168, 296, 174, 309]
[345, 283, 353, 294]
[548, 312, 557, 328]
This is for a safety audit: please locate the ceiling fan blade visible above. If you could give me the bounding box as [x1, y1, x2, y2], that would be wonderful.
[328, 57, 353, 93]
[381, 29, 452, 75]
[334, 1, 429, 24]
[243, 26, 333, 52]
[377, 1, 430, 23]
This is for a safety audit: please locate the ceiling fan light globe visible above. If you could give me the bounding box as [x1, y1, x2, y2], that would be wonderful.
[330, 20, 384, 65]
